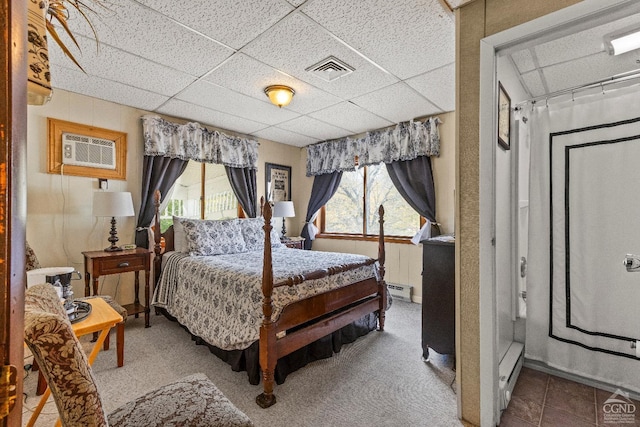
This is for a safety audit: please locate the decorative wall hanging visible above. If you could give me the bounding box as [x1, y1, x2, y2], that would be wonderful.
[498, 82, 511, 150]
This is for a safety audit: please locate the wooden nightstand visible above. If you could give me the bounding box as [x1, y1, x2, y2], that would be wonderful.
[82, 248, 152, 327]
[282, 237, 305, 249]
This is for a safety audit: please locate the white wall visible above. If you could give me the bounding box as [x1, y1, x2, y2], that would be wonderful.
[299, 111, 456, 303]
[26, 89, 301, 306]
[495, 55, 530, 357]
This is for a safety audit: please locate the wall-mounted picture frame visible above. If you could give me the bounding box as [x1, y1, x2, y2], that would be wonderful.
[265, 163, 291, 203]
[497, 82, 511, 151]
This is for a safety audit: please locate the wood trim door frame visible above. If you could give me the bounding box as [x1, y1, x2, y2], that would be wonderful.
[1, 0, 27, 425]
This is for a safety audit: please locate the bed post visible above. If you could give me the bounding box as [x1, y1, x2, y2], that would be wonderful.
[257, 201, 277, 408]
[378, 205, 386, 331]
[153, 190, 163, 287]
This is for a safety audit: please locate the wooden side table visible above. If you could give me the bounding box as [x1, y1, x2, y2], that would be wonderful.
[282, 236, 305, 249]
[82, 248, 152, 327]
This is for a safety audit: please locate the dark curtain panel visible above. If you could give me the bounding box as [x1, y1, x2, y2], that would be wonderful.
[385, 155, 436, 222]
[300, 171, 343, 250]
[225, 166, 257, 218]
[135, 156, 188, 248]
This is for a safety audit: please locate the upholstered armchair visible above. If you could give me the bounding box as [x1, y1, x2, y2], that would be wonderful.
[24, 284, 254, 427]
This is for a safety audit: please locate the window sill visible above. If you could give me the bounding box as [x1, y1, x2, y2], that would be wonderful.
[315, 233, 414, 245]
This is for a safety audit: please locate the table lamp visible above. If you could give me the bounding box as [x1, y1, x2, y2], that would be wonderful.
[93, 191, 135, 251]
[273, 201, 295, 239]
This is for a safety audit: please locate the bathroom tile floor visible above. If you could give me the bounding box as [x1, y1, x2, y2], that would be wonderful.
[500, 367, 640, 426]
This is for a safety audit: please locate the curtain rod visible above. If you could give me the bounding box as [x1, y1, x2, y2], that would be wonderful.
[516, 68, 640, 108]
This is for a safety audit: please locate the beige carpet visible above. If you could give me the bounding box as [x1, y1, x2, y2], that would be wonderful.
[22, 300, 460, 426]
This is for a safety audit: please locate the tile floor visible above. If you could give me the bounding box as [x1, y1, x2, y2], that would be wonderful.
[500, 367, 640, 426]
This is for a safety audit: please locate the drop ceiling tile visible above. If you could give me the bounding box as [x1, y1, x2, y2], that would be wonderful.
[352, 83, 441, 123]
[60, 0, 233, 76]
[308, 102, 393, 134]
[301, 0, 454, 79]
[203, 53, 343, 114]
[534, 13, 640, 67]
[156, 99, 268, 135]
[405, 63, 455, 112]
[542, 52, 638, 94]
[135, 0, 294, 50]
[49, 36, 197, 97]
[51, 65, 169, 111]
[286, 0, 307, 6]
[252, 127, 319, 147]
[510, 49, 536, 73]
[241, 12, 398, 99]
[177, 80, 300, 126]
[520, 71, 547, 98]
[278, 116, 351, 140]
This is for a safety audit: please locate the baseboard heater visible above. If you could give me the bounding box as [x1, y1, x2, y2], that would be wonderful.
[387, 283, 412, 301]
[499, 342, 524, 411]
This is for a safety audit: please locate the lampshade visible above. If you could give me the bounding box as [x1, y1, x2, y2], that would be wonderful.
[264, 85, 295, 108]
[273, 201, 295, 218]
[93, 191, 135, 217]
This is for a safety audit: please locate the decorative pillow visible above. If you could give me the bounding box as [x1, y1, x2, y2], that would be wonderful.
[238, 217, 283, 251]
[172, 216, 188, 253]
[181, 218, 247, 256]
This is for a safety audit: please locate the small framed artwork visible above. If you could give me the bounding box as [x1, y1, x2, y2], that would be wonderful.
[497, 82, 511, 150]
[265, 163, 291, 202]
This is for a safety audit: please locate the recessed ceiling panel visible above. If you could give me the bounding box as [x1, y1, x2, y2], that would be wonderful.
[51, 66, 169, 111]
[510, 49, 537, 74]
[301, 0, 454, 80]
[534, 13, 640, 68]
[277, 116, 351, 140]
[308, 102, 393, 134]
[352, 83, 441, 123]
[405, 63, 455, 112]
[156, 99, 269, 135]
[253, 126, 319, 147]
[48, 36, 197, 96]
[177, 80, 300, 126]
[542, 52, 638, 94]
[203, 53, 342, 114]
[241, 12, 398, 99]
[59, 0, 234, 77]
[135, 0, 294, 50]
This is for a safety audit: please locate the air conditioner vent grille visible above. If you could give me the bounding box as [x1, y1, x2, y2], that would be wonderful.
[306, 56, 354, 82]
[62, 132, 116, 170]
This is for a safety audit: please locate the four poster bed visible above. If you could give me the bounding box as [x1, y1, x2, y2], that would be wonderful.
[151, 191, 388, 407]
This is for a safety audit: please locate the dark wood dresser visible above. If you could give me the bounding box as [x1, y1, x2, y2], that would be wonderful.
[421, 237, 455, 361]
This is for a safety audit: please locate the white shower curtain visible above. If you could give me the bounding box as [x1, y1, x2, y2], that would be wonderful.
[526, 84, 640, 393]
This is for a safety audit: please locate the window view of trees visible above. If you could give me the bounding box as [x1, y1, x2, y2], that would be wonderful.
[160, 162, 238, 232]
[323, 164, 420, 237]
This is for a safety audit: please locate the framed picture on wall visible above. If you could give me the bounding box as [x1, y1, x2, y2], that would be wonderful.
[265, 163, 291, 203]
[497, 82, 511, 150]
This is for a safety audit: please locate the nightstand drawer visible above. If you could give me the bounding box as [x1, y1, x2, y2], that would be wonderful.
[98, 255, 146, 274]
[282, 238, 305, 249]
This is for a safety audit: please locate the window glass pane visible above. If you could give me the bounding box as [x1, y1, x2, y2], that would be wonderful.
[203, 163, 238, 220]
[160, 161, 201, 232]
[324, 168, 364, 234]
[365, 164, 417, 237]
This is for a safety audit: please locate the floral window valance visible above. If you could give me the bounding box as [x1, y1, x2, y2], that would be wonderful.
[306, 117, 441, 176]
[142, 115, 259, 169]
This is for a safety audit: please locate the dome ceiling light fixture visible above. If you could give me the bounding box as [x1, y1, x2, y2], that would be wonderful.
[264, 85, 295, 108]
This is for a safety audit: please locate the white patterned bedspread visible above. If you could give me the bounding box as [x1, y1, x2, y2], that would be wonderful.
[152, 247, 378, 350]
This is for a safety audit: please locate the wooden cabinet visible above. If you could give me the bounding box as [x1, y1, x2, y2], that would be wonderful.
[421, 238, 455, 360]
[282, 237, 305, 249]
[83, 248, 152, 327]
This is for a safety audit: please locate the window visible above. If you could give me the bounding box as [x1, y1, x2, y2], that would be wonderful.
[321, 163, 422, 239]
[160, 162, 239, 232]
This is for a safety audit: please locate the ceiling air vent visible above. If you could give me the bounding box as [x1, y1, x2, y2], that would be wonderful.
[306, 56, 354, 82]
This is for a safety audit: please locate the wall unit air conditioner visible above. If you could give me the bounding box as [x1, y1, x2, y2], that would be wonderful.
[62, 132, 116, 170]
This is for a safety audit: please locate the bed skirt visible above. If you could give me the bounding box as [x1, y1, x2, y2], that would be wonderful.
[156, 308, 378, 385]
